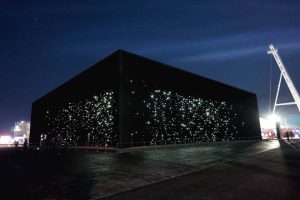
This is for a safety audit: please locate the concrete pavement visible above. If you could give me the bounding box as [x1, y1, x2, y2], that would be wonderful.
[101, 140, 300, 200]
[0, 140, 286, 199]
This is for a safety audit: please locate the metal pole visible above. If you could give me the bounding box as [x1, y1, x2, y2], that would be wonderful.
[273, 73, 283, 115]
[276, 122, 281, 139]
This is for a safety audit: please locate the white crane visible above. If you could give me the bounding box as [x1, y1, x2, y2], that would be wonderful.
[267, 44, 300, 114]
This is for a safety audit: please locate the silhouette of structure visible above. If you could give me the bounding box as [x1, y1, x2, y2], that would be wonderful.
[30, 50, 261, 148]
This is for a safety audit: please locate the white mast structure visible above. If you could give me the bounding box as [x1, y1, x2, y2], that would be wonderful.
[267, 44, 300, 114]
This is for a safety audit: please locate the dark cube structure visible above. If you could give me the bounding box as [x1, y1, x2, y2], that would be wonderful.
[30, 50, 261, 148]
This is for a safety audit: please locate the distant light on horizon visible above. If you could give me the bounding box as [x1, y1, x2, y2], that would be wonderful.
[0, 135, 12, 144]
[14, 125, 21, 132]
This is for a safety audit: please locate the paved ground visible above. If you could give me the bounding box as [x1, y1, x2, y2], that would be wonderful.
[102, 140, 300, 200]
[0, 140, 288, 199]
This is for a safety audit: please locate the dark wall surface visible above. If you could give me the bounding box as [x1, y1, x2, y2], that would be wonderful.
[30, 52, 120, 146]
[31, 50, 261, 148]
[119, 51, 261, 146]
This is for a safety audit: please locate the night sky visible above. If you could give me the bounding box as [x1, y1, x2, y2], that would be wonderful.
[1, 0, 300, 134]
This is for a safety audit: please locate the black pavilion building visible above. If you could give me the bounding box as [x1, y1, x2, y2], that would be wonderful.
[30, 50, 261, 148]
